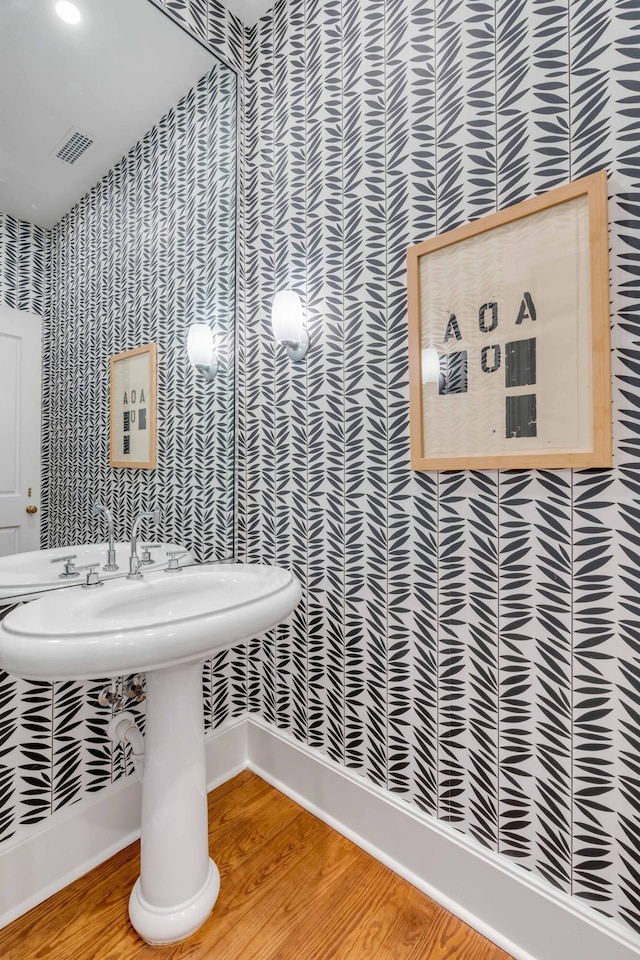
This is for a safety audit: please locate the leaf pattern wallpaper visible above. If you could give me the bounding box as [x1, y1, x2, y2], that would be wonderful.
[0, 214, 45, 317]
[2, 0, 640, 946]
[233, 0, 640, 939]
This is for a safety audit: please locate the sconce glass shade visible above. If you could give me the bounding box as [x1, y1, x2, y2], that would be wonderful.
[271, 290, 302, 341]
[187, 324, 213, 365]
[187, 324, 218, 381]
[271, 290, 308, 360]
[421, 346, 441, 384]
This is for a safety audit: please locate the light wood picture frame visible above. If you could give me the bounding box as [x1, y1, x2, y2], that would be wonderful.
[109, 343, 157, 469]
[407, 170, 611, 471]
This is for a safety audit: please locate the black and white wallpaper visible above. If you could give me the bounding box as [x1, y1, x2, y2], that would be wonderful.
[0, 213, 45, 317]
[0, 54, 245, 848]
[236, 0, 640, 941]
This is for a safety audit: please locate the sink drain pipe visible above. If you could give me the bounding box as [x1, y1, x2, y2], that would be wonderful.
[107, 710, 145, 765]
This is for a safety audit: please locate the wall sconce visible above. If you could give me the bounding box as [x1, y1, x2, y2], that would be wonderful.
[421, 346, 440, 384]
[187, 324, 218, 382]
[271, 290, 308, 361]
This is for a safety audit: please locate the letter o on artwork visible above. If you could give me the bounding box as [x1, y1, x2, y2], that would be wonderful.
[479, 302, 498, 333]
[481, 343, 501, 373]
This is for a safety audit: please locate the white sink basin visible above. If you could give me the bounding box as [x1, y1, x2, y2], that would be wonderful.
[0, 561, 301, 946]
[0, 542, 192, 603]
[0, 563, 300, 679]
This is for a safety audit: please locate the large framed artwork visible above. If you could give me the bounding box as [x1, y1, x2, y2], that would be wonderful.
[407, 170, 611, 470]
[109, 343, 157, 469]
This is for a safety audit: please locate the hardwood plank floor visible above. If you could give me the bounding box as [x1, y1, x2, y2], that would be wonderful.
[1, 772, 515, 960]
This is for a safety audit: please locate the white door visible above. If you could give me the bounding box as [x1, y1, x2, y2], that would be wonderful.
[0, 305, 41, 555]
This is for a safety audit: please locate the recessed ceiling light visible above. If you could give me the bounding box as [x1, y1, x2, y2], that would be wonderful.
[55, 2, 81, 25]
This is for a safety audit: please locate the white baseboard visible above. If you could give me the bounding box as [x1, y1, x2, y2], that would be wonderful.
[0, 718, 247, 929]
[246, 717, 640, 960]
[2, 714, 639, 960]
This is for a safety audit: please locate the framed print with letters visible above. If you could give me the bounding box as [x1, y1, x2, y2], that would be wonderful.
[109, 343, 157, 469]
[407, 170, 611, 470]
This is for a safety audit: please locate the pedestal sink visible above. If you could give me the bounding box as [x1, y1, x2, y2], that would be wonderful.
[0, 563, 301, 944]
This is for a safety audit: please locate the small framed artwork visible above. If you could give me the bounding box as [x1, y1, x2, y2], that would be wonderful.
[407, 170, 611, 470]
[109, 343, 157, 469]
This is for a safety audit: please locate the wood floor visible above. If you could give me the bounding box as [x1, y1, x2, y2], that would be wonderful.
[1, 772, 514, 959]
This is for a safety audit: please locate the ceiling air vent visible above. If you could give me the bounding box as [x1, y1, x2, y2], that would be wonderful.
[54, 128, 96, 165]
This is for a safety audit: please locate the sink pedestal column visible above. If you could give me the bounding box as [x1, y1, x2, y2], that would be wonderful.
[128, 661, 220, 944]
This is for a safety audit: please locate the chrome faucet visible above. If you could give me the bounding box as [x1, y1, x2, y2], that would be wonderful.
[128, 509, 162, 580]
[93, 501, 118, 571]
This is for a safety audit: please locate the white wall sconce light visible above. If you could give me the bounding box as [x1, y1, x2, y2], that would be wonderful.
[421, 345, 441, 384]
[271, 290, 308, 361]
[187, 323, 218, 382]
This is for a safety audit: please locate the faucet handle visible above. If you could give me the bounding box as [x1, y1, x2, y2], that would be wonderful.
[140, 544, 162, 564]
[77, 563, 104, 589]
[51, 555, 79, 578]
[164, 551, 188, 572]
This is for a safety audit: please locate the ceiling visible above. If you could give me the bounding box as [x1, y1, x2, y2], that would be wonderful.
[0, 0, 217, 229]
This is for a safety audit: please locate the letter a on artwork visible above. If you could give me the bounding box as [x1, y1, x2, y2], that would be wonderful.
[516, 292, 537, 324]
[444, 313, 462, 342]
